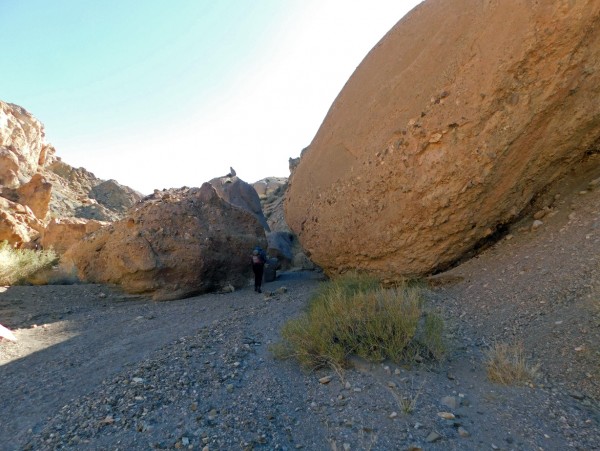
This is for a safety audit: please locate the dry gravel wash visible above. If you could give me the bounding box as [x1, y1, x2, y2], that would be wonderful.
[2, 170, 600, 451]
[0, 270, 598, 451]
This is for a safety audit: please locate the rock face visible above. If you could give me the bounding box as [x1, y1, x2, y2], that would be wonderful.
[0, 197, 44, 245]
[253, 177, 288, 233]
[252, 176, 315, 270]
[209, 175, 270, 231]
[89, 179, 141, 215]
[40, 218, 107, 255]
[0, 100, 142, 248]
[285, 1, 600, 279]
[0, 101, 56, 188]
[13, 174, 52, 220]
[45, 160, 142, 222]
[61, 184, 268, 301]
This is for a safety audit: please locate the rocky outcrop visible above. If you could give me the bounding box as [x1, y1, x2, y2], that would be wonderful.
[13, 174, 52, 220]
[253, 177, 288, 233]
[40, 218, 107, 255]
[45, 161, 142, 222]
[209, 175, 270, 231]
[89, 180, 141, 215]
[0, 101, 56, 188]
[252, 176, 316, 270]
[285, 0, 600, 280]
[0, 197, 44, 245]
[61, 184, 267, 300]
[0, 101, 142, 248]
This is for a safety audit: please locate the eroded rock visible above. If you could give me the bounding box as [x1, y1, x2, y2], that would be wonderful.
[40, 217, 107, 255]
[61, 184, 267, 300]
[285, 1, 600, 279]
[210, 175, 270, 231]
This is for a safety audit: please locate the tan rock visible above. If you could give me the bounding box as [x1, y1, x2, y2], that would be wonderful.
[0, 197, 44, 245]
[40, 217, 107, 255]
[61, 184, 267, 300]
[1, 99, 140, 221]
[285, 1, 600, 278]
[0, 101, 56, 186]
[15, 174, 52, 220]
[0, 147, 20, 188]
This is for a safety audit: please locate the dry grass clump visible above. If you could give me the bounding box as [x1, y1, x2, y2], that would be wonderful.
[485, 342, 540, 385]
[0, 241, 58, 286]
[272, 273, 445, 371]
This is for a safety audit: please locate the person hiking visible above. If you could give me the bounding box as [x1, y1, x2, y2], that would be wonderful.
[251, 248, 266, 293]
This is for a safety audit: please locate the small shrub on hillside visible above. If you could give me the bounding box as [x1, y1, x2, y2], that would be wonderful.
[485, 342, 539, 385]
[272, 273, 445, 371]
[0, 241, 58, 286]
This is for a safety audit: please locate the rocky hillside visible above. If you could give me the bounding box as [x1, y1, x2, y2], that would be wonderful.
[285, 0, 600, 281]
[0, 100, 142, 249]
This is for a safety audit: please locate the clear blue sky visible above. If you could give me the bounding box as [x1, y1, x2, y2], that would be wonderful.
[1, 1, 421, 194]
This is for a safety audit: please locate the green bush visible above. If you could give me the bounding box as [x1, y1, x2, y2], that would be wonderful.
[273, 273, 445, 370]
[0, 241, 58, 286]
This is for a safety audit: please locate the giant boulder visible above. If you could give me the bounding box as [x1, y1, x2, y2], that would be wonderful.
[61, 183, 267, 300]
[285, 0, 600, 279]
[209, 175, 270, 231]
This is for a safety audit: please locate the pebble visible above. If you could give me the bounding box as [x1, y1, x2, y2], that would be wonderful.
[437, 412, 455, 420]
[426, 431, 441, 443]
[569, 390, 585, 400]
[389, 411, 398, 419]
[458, 427, 470, 437]
[318, 376, 333, 384]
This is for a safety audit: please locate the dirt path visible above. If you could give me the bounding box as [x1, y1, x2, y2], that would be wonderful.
[0, 272, 328, 450]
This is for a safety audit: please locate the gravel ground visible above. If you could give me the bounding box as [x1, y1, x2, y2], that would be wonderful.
[1, 162, 599, 451]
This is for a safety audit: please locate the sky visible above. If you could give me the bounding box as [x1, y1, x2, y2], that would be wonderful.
[1, 0, 422, 194]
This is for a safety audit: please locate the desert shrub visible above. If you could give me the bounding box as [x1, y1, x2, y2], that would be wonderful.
[272, 273, 445, 370]
[485, 342, 539, 385]
[0, 241, 59, 286]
